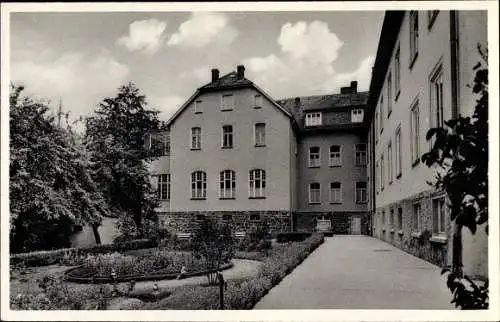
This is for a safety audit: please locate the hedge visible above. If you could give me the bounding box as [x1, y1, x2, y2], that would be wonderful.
[10, 239, 157, 267]
[276, 232, 312, 243]
[141, 233, 325, 310]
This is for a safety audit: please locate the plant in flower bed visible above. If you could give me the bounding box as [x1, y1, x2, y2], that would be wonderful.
[140, 233, 324, 309]
[69, 250, 204, 279]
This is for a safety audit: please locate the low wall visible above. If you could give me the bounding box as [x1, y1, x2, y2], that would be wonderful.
[293, 211, 369, 234]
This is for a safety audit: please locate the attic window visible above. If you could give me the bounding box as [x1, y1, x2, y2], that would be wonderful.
[221, 94, 234, 111]
[194, 100, 202, 114]
[305, 112, 322, 127]
[351, 109, 364, 123]
[254, 95, 262, 109]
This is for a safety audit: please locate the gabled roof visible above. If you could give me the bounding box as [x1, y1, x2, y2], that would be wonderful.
[167, 71, 292, 126]
[277, 92, 369, 114]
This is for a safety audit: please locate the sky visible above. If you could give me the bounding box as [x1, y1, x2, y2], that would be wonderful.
[10, 10, 384, 124]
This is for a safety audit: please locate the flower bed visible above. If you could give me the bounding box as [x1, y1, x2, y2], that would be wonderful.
[64, 250, 233, 283]
[140, 233, 324, 309]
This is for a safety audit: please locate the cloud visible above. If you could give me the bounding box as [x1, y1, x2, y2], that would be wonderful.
[117, 19, 167, 55]
[149, 95, 186, 121]
[180, 65, 211, 82]
[243, 20, 373, 99]
[167, 12, 238, 48]
[11, 50, 130, 120]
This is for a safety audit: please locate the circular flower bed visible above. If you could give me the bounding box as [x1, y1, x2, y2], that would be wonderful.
[64, 249, 233, 283]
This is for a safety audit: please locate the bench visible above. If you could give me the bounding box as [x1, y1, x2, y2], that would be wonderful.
[176, 232, 192, 240]
[233, 231, 247, 239]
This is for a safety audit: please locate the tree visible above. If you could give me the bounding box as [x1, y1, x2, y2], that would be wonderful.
[84, 83, 162, 238]
[422, 45, 488, 309]
[9, 85, 109, 252]
[190, 217, 234, 285]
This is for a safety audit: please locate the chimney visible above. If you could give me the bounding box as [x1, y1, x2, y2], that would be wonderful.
[350, 81, 358, 93]
[211, 68, 219, 82]
[237, 65, 245, 80]
[294, 97, 302, 117]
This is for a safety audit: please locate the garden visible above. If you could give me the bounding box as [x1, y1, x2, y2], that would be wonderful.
[10, 218, 325, 310]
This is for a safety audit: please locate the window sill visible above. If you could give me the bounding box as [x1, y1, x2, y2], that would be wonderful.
[397, 230, 404, 235]
[382, 228, 386, 232]
[308, 202, 321, 205]
[194, 111, 202, 114]
[356, 201, 368, 204]
[309, 166, 321, 169]
[219, 197, 235, 200]
[411, 231, 422, 238]
[395, 90, 401, 102]
[430, 235, 448, 244]
[221, 146, 233, 149]
[396, 173, 402, 179]
[388, 109, 392, 118]
[389, 180, 393, 185]
[221, 108, 233, 112]
[390, 229, 395, 233]
[412, 158, 420, 168]
[409, 52, 419, 70]
[329, 165, 342, 168]
[190, 148, 201, 151]
[249, 196, 266, 199]
[255, 144, 266, 148]
[190, 198, 206, 200]
[330, 202, 343, 205]
[254, 106, 262, 109]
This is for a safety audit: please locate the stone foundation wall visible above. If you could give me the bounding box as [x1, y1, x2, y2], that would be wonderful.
[157, 211, 291, 235]
[293, 211, 369, 234]
[373, 189, 451, 268]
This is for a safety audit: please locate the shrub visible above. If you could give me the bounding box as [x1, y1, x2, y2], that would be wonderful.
[276, 232, 312, 243]
[10, 238, 157, 267]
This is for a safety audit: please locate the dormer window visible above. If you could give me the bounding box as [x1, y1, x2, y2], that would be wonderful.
[351, 109, 364, 123]
[221, 94, 234, 111]
[305, 112, 322, 127]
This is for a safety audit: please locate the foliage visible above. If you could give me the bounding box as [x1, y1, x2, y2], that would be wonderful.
[422, 44, 488, 309]
[237, 222, 272, 252]
[9, 85, 110, 253]
[11, 276, 113, 310]
[10, 239, 157, 267]
[276, 231, 312, 243]
[190, 217, 235, 285]
[84, 83, 163, 237]
[141, 233, 324, 310]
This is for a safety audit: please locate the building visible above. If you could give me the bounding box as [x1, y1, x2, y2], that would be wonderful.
[147, 66, 370, 236]
[367, 10, 487, 278]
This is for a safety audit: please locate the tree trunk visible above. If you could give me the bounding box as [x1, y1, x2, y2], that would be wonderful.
[452, 223, 463, 277]
[92, 224, 102, 244]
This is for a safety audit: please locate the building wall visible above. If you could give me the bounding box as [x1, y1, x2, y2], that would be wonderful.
[374, 11, 453, 208]
[148, 155, 170, 212]
[169, 87, 293, 212]
[297, 131, 368, 212]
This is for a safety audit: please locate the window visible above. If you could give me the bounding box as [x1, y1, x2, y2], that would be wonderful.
[395, 46, 401, 97]
[397, 207, 403, 230]
[430, 64, 444, 129]
[254, 94, 262, 108]
[305, 112, 322, 126]
[409, 11, 419, 67]
[191, 127, 201, 150]
[309, 147, 321, 167]
[395, 126, 402, 178]
[351, 109, 364, 123]
[194, 100, 202, 113]
[249, 169, 266, 198]
[191, 171, 207, 199]
[388, 141, 393, 184]
[356, 182, 367, 203]
[148, 132, 170, 157]
[255, 123, 266, 146]
[387, 72, 392, 116]
[329, 145, 341, 167]
[375, 161, 380, 194]
[413, 202, 422, 231]
[221, 94, 234, 111]
[428, 10, 439, 29]
[330, 182, 342, 203]
[390, 208, 394, 228]
[433, 197, 446, 233]
[157, 174, 170, 201]
[219, 170, 235, 199]
[380, 154, 385, 191]
[355, 144, 367, 166]
[379, 96, 384, 133]
[222, 125, 233, 148]
[309, 182, 321, 204]
[410, 100, 420, 165]
[382, 210, 386, 225]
